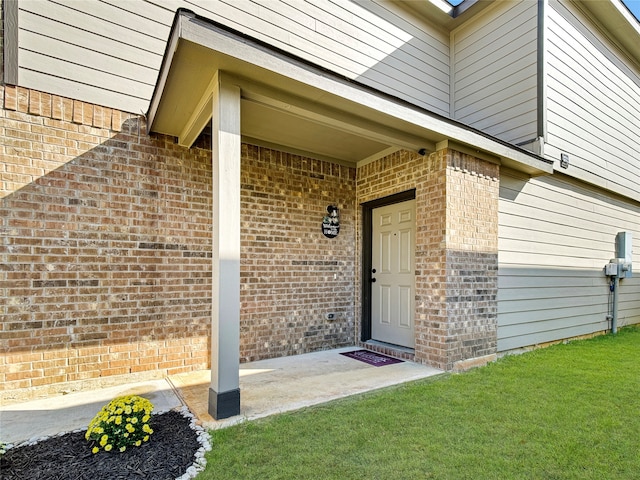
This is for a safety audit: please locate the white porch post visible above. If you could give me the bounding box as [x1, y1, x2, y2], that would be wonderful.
[209, 72, 241, 419]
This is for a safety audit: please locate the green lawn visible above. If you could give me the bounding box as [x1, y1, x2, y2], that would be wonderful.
[201, 326, 640, 479]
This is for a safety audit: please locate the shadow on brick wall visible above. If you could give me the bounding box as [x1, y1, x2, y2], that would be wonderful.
[1, 115, 214, 390]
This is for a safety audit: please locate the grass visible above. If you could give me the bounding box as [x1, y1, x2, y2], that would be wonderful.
[201, 326, 640, 479]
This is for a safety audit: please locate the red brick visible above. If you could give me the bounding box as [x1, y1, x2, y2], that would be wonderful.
[31, 374, 68, 386]
[100, 367, 130, 376]
[4, 85, 18, 110]
[16, 87, 29, 112]
[28, 90, 41, 115]
[72, 100, 84, 124]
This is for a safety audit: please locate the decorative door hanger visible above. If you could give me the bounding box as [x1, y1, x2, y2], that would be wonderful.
[322, 205, 340, 238]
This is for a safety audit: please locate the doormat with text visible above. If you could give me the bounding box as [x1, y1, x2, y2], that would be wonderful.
[340, 349, 404, 367]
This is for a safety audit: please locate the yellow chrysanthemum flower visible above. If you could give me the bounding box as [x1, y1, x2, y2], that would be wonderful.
[92, 446, 99, 454]
[86, 395, 154, 454]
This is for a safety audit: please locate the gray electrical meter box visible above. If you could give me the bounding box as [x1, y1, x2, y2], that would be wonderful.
[604, 262, 618, 276]
[615, 232, 633, 278]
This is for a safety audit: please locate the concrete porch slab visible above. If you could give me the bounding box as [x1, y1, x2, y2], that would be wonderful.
[169, 347, 443, 429]
[0, 347, 442, 444]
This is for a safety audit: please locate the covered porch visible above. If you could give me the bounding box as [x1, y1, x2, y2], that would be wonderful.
[147, 9, 552, 420]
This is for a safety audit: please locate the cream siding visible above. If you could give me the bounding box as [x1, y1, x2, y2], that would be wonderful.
[10, 0, 450, 115]
[498, 170, 640, 351]
[17, 0, 169, 111]
[545, 0, 640, 202]
[451, 0, 538, 145]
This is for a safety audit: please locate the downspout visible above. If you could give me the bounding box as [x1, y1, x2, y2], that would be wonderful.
[605, 233, 634, 335]
[3, 0, 20, 85]
[606, 260, 622, 335]
[612, 274, 619, 335]
[536, 0, 547, 156]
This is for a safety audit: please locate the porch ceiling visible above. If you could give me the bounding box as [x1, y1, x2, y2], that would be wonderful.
[148, 9, 553, 174]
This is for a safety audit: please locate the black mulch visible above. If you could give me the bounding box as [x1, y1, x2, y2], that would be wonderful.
[1, 410, 202, 480]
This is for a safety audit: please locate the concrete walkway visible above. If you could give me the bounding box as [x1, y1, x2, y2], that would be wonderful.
[1, 347, 442, 444]
[0, 378, 182, 444]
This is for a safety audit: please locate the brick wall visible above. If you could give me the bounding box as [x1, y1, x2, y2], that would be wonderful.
[240, 145, 356, 361]
[0, 85, 358, 402]
[0, 85, 213, 401]
[445, 151, 499, 370]
[357, 148, 499, 370]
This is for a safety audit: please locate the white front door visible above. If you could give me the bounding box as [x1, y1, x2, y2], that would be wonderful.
[371, 200, 416, 348]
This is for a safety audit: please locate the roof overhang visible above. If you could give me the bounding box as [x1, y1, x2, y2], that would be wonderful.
[579, 0, 640, 67]
[148, 9, 553, 175]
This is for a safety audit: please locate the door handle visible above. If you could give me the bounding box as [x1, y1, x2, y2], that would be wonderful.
[371, 277, 376, 283]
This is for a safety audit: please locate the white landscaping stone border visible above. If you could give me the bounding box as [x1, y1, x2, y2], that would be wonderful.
[173, 405, 212, 480]
[2, 405, 212, 480]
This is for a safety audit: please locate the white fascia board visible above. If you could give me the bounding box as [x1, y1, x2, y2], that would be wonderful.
[147, 10, 184, 133]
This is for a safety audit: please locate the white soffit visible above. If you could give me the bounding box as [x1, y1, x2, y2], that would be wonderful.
[580, 0, 640, 65]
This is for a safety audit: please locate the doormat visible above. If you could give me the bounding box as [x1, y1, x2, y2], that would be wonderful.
[340, 350, 404, 367]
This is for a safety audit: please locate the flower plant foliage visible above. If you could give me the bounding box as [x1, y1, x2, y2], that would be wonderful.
[85, 395, 154, 454]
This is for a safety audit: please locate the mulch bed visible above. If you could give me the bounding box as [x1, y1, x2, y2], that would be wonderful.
[1, 410, 201, 480]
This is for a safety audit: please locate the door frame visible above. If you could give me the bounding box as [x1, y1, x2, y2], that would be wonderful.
[361, 189, 416, 342]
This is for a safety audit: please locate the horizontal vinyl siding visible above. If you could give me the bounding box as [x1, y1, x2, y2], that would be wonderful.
[17, 0, 170, 112]
[545, 0, 640, 202]
[452, 0, 538, 145]
[12, 0, 450, 115]
[498, 170, 640, 351]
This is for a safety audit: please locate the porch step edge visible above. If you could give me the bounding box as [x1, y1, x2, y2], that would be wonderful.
[361, 340, 415, 362]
